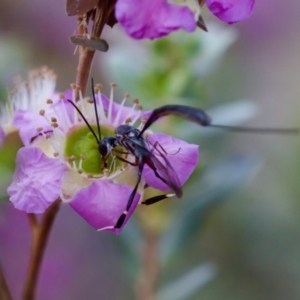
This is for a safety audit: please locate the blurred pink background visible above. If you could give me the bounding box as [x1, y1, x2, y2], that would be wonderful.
[1, 0, 300, 299]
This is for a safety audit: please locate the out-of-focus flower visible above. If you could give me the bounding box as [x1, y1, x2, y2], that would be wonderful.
[206, 0, 255, 24]
[7, 80, 198, 233]
[115, 0, 254, 40]
[0, 67, 59, 146]
[115, 0, 200, 39]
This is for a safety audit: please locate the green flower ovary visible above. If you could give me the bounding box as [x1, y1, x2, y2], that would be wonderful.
[64, 125, 120, 175]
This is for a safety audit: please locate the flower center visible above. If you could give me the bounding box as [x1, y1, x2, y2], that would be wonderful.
[64, 124, 123, 176]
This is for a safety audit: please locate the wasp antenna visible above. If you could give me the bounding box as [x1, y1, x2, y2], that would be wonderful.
[91, 78, 102, 141]
[209, 124, 299, 135]
[67, 100, 100, 143]
[139, 105, 212, 137]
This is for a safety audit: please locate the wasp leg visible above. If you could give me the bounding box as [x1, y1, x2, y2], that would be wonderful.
[112, 148, 130, 155]
[152, 141, 181, 156]
[111, 149, 139, 167]
[115, 155, 139, 166]
[115, 157, 144, 229]
[142, 193, 175, 205]
[108, 155, 117, 173]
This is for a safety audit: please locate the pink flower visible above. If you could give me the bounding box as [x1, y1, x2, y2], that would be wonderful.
[0, 67, 67, 146]
[7, 81, 198, 233]
[115, 0, 198, 39]
[206, 0, 255, 24]
[115, 0, 255, 39]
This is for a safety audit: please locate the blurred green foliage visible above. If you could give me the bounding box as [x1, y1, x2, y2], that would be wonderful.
[0, 132, 23, 199]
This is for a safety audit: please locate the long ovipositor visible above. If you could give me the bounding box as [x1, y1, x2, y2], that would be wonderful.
[139, 104, 299, 136]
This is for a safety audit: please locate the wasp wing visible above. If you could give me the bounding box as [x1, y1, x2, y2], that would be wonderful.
[120, 134, 183, 198]
[145, 150, 183, 198]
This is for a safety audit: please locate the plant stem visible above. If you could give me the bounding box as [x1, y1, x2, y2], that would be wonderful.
[22, 200, 60, 300]
[0, 262, 12, 300]
[75, 0, 112, 96]
[135, 231, 160, 300]
[75, 49, 96, 97]
[28, 214, 38, 240]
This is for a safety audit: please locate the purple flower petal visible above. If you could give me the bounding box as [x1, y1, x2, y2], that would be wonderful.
[207, 0, 255, 24]
[7, 147, 66, 213]
[69, 180, 140, 234]
[143, 133, 198, 191]
[115, 0, 196, 40]
[13, 91, 74, 146]
[0, 126, 5, 147]
[13, 110, 51, 145]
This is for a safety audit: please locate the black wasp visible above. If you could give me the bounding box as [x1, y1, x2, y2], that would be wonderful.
[68, 79, 298, 230]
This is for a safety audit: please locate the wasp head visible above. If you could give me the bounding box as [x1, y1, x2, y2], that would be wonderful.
[99, 137, 117, 158]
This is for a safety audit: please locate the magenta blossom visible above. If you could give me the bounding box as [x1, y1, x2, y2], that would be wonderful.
[115, 0, 198, 39]
[115, 0, 255, 40]
[7, 82, 198, 233]
[206, 0, 255, 24]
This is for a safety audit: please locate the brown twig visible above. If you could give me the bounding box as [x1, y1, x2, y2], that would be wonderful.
[75, 0, 112, 97]
[0, 262, 12, 300]
[28, 214, 39, 240]
[135, 231, 160, 300]
[22, 200, 60, 300]
[76, 49, 97, 97]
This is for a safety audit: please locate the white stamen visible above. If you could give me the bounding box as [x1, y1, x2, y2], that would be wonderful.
[78, 154, 85, 170]
[130, 110, 142, 126]
[9, 68, 56, 115]
[52, 124, 66, 141]
[96, 90, 106, 123]
[39, 110, 52, 127]
[137, 123, 144, 131]
[41, 132, 62, 156]
[108, 83, 116, 123]
[106, 168, 124, 180]
[108, 155, 117, 174]
[71, 85, 78, 124]
[123, 102, 137, 124]
[78, 90, 86, 118]
[72, 160, 77, 170]
[113, 95, 127, 127]
[59, 97, 73, 129]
